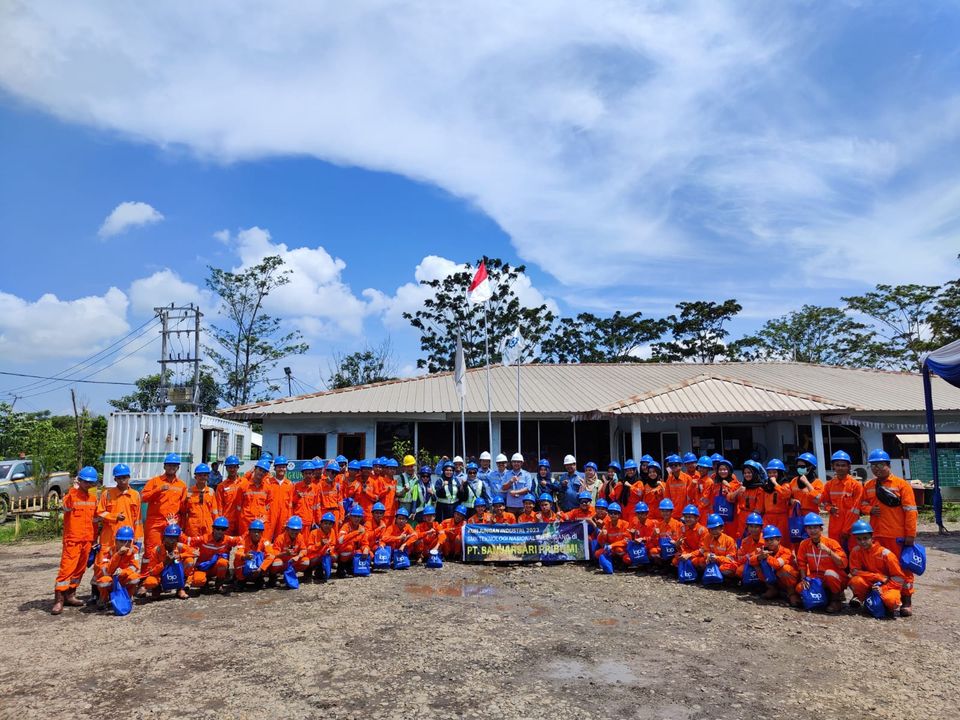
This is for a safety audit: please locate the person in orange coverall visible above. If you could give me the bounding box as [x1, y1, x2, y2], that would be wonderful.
[52, 466, 100, 615]
[727, 461, 767, 541]
[97, 463, 143, 555]
[182, 463, 219, 537]
[141, 453, 188, 555]
[664, 455, 692, 510]
[628, 501, 655, 548]
[760, 460, 793, 549]
[269, 456, 294, 541]
[233, 518, 275, 588]
[596, 502, 632, 568]
[860, 449, 918, 616]
[820, 451, 863, 552]
[215, 455, 244, 532]
[649, 499, 683, 569]
[93, 524, 141, 609]
[379, 507, 416, 552]
[796, 512, 847, 613]
[369, 502, 388, 546]
[674, 504, 708, 568]
[489, 496, 517, 524]
[336, 505, 371, 576]
[317, 461, 346, 526]
[236, 459, 276, 538]
[268, 515, 310, 586]
[405, 506, 445, 561]
[439, 504, 468, 558]
[755, 524, 801, 605]
[562, 492, 595, 521]
[516, 494, 539, 523]
[789, 452, 825, 530]
[687, 457, 715, 521]
[184, 515, 240, 592]
[291, 460, 319, 530]
[847, 519, 907, 616]
[536, 493, 559, 522]
[141, 523, 195, 600]
[470, 497, 490, 524]
[694, 514, 738, 578]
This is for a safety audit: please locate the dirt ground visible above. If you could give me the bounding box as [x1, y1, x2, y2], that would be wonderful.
[0, 523, 957, 720]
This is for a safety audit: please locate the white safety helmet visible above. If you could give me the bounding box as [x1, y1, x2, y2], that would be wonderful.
[563, 454, 577, 466]
[479, 451, 492, 461]
[511, 453, 524, 463]
[453, 456, 464, 464]
[495, 453, 508, 463]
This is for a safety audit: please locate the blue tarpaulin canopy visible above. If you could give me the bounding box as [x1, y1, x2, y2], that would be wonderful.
[921, 338, 960, 532]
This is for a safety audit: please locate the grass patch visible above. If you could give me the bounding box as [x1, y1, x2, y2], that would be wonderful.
[919, 502, 960, 524]
[0, 512, 63, 544]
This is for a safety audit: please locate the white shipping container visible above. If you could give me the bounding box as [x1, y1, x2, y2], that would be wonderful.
[104, 412, 254, 486]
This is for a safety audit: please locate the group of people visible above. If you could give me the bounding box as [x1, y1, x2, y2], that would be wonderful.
[51, 446, 920, 619]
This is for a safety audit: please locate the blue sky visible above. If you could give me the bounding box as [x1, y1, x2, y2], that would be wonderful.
[0, 1, 959, 413]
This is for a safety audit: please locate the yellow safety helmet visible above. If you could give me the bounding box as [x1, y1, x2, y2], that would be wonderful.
[402, 455, 417, 467]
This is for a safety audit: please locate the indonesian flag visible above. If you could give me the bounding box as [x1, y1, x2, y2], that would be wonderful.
[467, 261, 493, 304]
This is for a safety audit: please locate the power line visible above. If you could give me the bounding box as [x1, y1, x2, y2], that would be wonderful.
[0, 371, 135, 386]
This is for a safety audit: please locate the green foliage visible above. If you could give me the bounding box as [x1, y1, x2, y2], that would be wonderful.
[729, 305, 882, 366]
[403, 258, 555, 373]
[929, 278, 960, 348]
[108, 368, 221, 413]
[0, 402, 105, 475]
[652, 300, 743, 363]
[205, 255, 309, 406]
[842, 284, 940, 370]
[539, 311, 667, 363]
[327, 340, 397, 389]
[0, 512, 63, 544]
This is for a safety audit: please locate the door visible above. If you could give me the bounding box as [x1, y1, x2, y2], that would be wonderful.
[7, 462, 29, 501]
[337, 433, 365, 460]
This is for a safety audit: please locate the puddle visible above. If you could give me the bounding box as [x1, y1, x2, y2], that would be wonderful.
[546, 659, 649, 686]
[403, 581, 497, 599]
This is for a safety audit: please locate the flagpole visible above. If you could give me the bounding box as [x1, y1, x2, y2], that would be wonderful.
[460, 391, 467, 460]
[516, 353, 521, 455]
[484, 305, 493, 454]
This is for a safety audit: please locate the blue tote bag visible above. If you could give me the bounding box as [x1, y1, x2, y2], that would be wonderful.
[109, 577, 133, 616]
[626, 540, 649, 566]
[788, 507, 807, 544]
[284, 560, 300, 589]
[352, 552, 371, 577]
[900, 542, 926, 575]
[864, 587, 887, 619]
[714, 494, 736, 523]
[742, 561, 761, 587]
[658, 537, 677, 561]
[373, 546, 393, 570]
[702, 561, 724, 585]
[392, 549, 411, 570]
[801, 578, 827, 610]
[760, 558, 778, 585]
[160, 561, 185, 591]
[677, 558, 698, 583]
[242, 551, 265, 579]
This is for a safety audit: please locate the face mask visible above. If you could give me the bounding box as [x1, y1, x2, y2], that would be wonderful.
[797, 467, 808, 476]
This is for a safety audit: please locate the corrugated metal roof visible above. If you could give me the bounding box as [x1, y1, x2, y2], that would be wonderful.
[220, 362, 960, 418]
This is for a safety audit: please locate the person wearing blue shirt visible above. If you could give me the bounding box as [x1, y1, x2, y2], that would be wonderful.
[534, 459, 558, 499]
[500, 453, 533, 515]
[557, 454, 585, 512]
[485, 453, 508, 501]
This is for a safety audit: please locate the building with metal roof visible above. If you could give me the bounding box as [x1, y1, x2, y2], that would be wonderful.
[221, 362, 960, 484]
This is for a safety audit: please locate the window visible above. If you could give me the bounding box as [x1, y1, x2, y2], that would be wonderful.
[278, 433, 327, 460]
[217, 432, 230, 460]
[573, 420, 610, 467]
[499, 421, 540, 467]
[234, 434, 244, 458]
[337, 433, 365, 460]
[538, 420, 574, 467]
[799, 424, 864, 465]
[376, 422, 415, 459]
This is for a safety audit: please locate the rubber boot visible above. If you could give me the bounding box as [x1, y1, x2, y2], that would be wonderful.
[900, 594, 913, 617]
[63, 589, 85, 607]
[51, 592, 65, 615]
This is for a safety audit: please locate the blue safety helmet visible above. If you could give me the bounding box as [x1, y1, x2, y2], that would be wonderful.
[466, 462, 479, 471]
[349, 505, 365, 518]
[420, 465, 433, 476]
[255, 458, 272, 471]
[537, 493, 553, 503]
[765, 459, 787, 472]
[491, 496, 505, 505]
[867, 449, 891, 464]
[607, 461, 622, 471]
[335, 454, 348, 464]
[705, 513, 724, 529]
[164, 453, 181, 465]
[110, 463, 130, 479]
[585, 461, 598, 471]
[360, 459, 374, 469]
[850, 519, 873, 535]
[77, 466, 99, 482]
[347, 460, 361, 471]
[538, 458, 551, 468]
[386, 458, 399, 468]
[286, 515, 304, 531]
[595, 499, 609, 509]
[224, 455, 241, 467]
[325, 461, 340, 473]
[249, 519, 265, 531]
[372, 502, 386, 512]
[115, 525, 135, 541]
[440, 461, 454, 471]
[648, 460, 662, 471]
[659, 498, 674, 511]
[665, 454, 682, 465]
[640, 454, 655, 464]
[634, 501, 649, 513]
[743, 459, 768, 482]
[301, 460, 316, 472]
[163, 524, 182, 538]
[745, 512, 763, 526]
[607, 502, 622, 513]
[396, 508, 410, 518]
[802, 512, 824, 527]
[830, 450, 852, 464]
[422, 506, 436, 515]
[577, 491, 592, 501]
[375, 457, 386, 465]
[682, 452, 698, 464]
[797, 452, 818, 467]
[213, 516, 230, 529]
[194, 463, 211, 475]
[697, 456, 713, 469]
[321, 512, 336, 523]
[762, 524, 782, 540]
[681, 504, 699, 517]
[710, 453, 724, 462]
[474, 498, 488, 508]
[274, 456, 288, 467]
[454, 504, 467, 516]
[623, 459, 638, 470]
[522, 493, 537, 503]
[716, 458, 733, 469]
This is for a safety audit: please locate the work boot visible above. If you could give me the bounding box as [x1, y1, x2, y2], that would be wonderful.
[826, 599, 843, 614]
[848, 598, 862, 610]
[63, 589, 85, 607]
[761, 586, 779, 600]
[266, 574, 278, 588]
[900, 595, 913, 617]
[51, 592, 65, 615]
[788, 592, 802, 608]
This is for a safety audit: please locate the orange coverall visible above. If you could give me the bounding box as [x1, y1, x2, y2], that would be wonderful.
[687, 475, 714, 522]
[291, 480, 319, 529]
[665, 473, 692, 510]
[270, 530, 310, 574]
[695, 532, 738, 574]
[705, 477, 741, 527]
[270, 477, 295, 541]
[379, 521, 415, 551]
[490, 510, 517, 524]
[597, 518, 632, 565]
[796, 536, 848, 594]
[759, 544, 799, 592]
[141, 542, 196, 591]
[336, 524, 370, 563]
[732, 486, 765, 540]
[215, 476, 243, 532]
[317, 477, 345, 526]
[439, 517, 465, 558]
[94, 546, 141, 601]
[141, 475, 188, 553]
[55, 486, 98, 593]
[184, 532, 240, 587]
[351, 477, 381, 525]
[821, 475, 863, 549]
[790, 476, 825, 516]
[406, 520, 445, 558]
[761, 483, 793, 548]
[860, 474, 917, 597]
[232, 532, 275, 580]
[181, 485, 219, 538]
[236, 478, 276, 538]
[648, 517, 683, 561]
[849, 541, 906, 611]
[562, 507, 594, 521]
[629, 517, 655, 543]
[96, 486, 143, 551]
[674, 523, 707, 566]
[307, 526, 338, 565]
[537, 509, 560, 523]
[516, 511, 539, 523]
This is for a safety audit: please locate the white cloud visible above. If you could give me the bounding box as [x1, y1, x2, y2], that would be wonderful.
[1, 2, 958, 296]
[98, 201, 164, 238]
[128, 269, 210, 315]
[0, 287, 129, 360]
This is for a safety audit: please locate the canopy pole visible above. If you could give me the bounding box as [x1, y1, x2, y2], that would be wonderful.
[922, 365, 947, 534]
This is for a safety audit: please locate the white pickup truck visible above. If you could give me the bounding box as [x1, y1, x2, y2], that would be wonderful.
[0, 459, 74, 523]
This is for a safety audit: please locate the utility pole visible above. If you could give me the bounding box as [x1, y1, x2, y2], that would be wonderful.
[70, 388, 83, 471]
[154, 303, 203, 410]
[284, 366, 293, 397]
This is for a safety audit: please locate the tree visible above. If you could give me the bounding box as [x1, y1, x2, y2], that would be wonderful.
[729, 305, 881, 366]
[652, 300, 743, 363]
[539, 311, 667, 363]
[403, 258, 555, 373]
[842, 284, 939, 369]
[930, 278, 960, 347]
[327, 339, 398, 389]
[109, 369, 221, 413]
[0, 403, 106, 475]
[205, 255, 309, 406]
